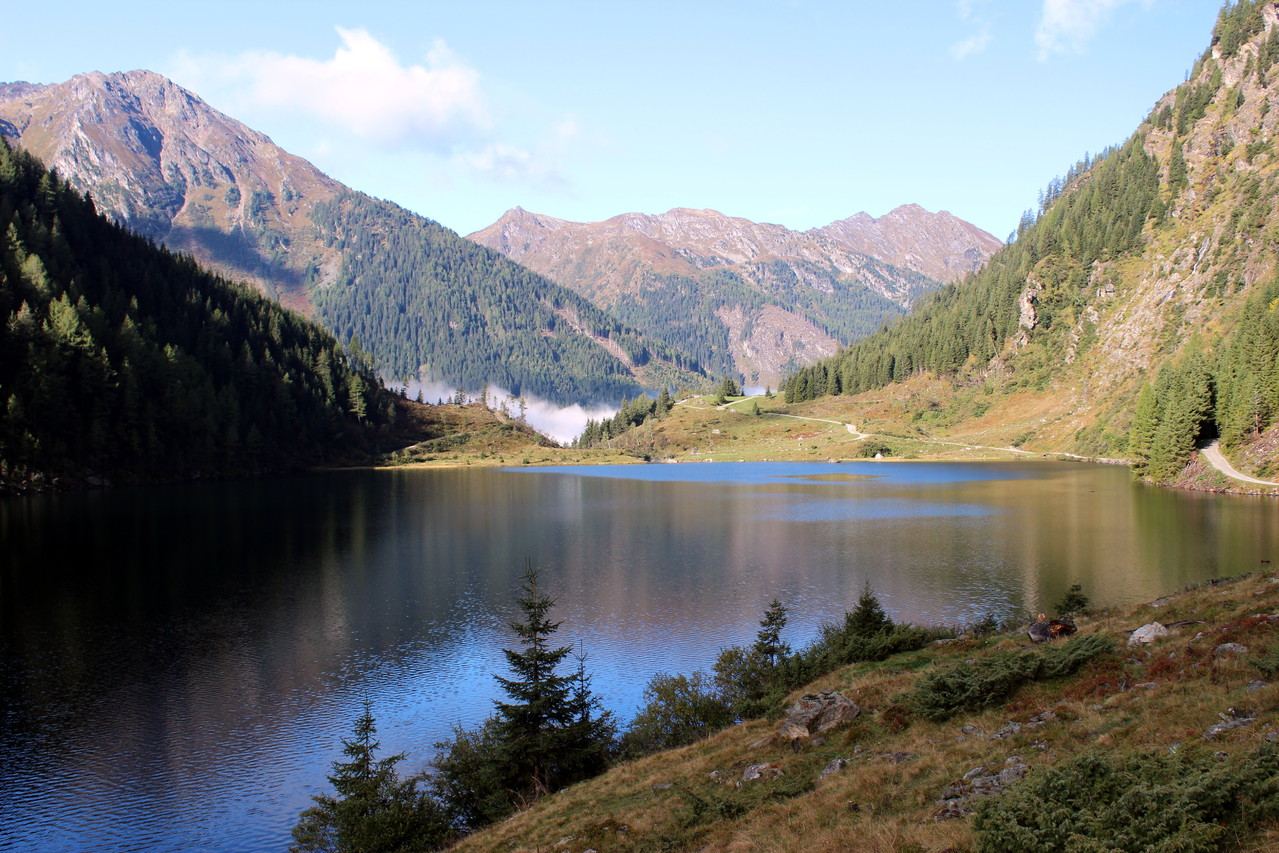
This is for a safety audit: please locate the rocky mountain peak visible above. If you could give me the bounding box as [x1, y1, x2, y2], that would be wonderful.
[468, 204, 1000, 385]
[813, 204, 1005, 283]
[0, 70, 340, 309]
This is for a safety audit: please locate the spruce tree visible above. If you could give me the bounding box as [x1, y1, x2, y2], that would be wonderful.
[291, 701, 452, 853]
[492, 563, 575, 801]
[845, 582, 893, 637]
[1128, 382, 1161, 475]
[434, 562, 617, 823]
[753, 598, 791, 667]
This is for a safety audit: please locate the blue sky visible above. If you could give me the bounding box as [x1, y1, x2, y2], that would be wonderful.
[2, 1, 1222, 240]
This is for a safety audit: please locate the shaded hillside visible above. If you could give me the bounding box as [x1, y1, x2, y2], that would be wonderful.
[0, 139, 393, 492]
[469, 206, 1000, 387]
[784, 1, 1279, 485]
[0, 71, 706, 406]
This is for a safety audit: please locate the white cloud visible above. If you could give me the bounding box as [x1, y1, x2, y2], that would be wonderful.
[951, 0, 994, 60]
[955, 0, 991, 21]
[950, 27, 993, 59]
[1035, 0, 1153, 60]
[459, 143, 567, 187]
[168, 28, 579, 190]
[399, 380, 614, 445]
[173, 28, 490, 151]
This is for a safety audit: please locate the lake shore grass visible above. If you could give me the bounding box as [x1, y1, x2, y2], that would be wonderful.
[380, 390, 1125, 472]
[377, 388, 1279, 498]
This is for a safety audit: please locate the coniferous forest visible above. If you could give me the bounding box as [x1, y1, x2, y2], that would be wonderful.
[781, 136, 1163, 404]
[310, 191, 705, 405]
[601, 266, 912, 382]
[0, 140, 395, 491]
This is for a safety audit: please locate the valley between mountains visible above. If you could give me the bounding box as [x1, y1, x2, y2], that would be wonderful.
[8, 4, 1279, 853]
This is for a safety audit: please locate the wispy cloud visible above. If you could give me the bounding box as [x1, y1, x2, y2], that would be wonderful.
[951, 0, 994, 60]
[955, 0, 991, 21]
[401, 380, 614, 445]
[1035, 0, 1153, 60]
[951, 27, 993, 60]
[458, 143, 567, 187]
[169, 28, 565, 185]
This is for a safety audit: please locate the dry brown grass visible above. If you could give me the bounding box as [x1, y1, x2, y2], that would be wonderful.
[447, 573, 1279, 852]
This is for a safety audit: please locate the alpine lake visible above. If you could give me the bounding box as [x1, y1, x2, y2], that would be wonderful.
[2, 460, 1277, 852]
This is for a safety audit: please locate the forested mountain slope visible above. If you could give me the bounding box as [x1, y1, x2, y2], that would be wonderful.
[0, 71, 705, 405]
[785, 0, 1279, 485]
[0, 139, 393, 492]
[469, 206, 1001, 388]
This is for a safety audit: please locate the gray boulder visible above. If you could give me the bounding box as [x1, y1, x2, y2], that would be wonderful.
[1127, 622, 1169, 647]
[777, 690, 861, 741]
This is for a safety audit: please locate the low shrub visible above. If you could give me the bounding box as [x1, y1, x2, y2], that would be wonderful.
[972, 744, 1279, 852]
[911, 633, 1114, 721]
[1053, 582, 1090, 616]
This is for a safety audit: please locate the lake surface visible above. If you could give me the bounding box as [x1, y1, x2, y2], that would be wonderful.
[1, 460, 1276, 852]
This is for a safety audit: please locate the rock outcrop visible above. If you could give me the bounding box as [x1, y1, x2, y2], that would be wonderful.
[777, 690, 862, 742]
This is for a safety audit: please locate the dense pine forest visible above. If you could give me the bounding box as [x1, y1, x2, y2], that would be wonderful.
[782, 0, 1279, 485]
[781, 136, 1162, 403]
[310, 191, 706, 404]
[0, 140, 396, 492]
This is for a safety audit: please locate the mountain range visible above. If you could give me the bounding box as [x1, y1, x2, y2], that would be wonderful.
[0, 70, 999, 400]
[0, 71, 704, 405]
[469, 204, 1001, 386]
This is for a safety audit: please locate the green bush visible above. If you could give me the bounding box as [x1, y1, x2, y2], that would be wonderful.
[621, 671, 735, 758]
[973, 744, 1279, 852]
[1249, 643, 1279, 679]
[911, 633, 1114, 721]
[783, 585, 943, 691]
[712, 644, 781, 720]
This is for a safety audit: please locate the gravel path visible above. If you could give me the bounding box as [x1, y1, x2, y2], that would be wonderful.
[1200, 440, 1279, 487]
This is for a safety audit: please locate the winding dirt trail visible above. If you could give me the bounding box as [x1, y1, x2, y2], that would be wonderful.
[1200, 440, 1279, 487]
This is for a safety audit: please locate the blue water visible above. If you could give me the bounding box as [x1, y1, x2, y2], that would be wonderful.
[1, 461, 1274, 851]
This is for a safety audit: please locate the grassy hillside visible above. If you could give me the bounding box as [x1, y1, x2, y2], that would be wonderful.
[450, 572, 1279, 852]
[783, 1, 1279, 487]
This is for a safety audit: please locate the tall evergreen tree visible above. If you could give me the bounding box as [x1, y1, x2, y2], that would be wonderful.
[432, 563, 616, 829]
[1128, 382, 1161, 476]
[752, 598, 791, 667]
[291, 701, 452, 853]
[492, 563, 577, 801]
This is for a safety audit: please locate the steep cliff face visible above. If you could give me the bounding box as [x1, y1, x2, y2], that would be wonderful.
[469, 205, 1000, 386]
[0, 71, 706, 405]
[1025, 0, 1279, 459]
